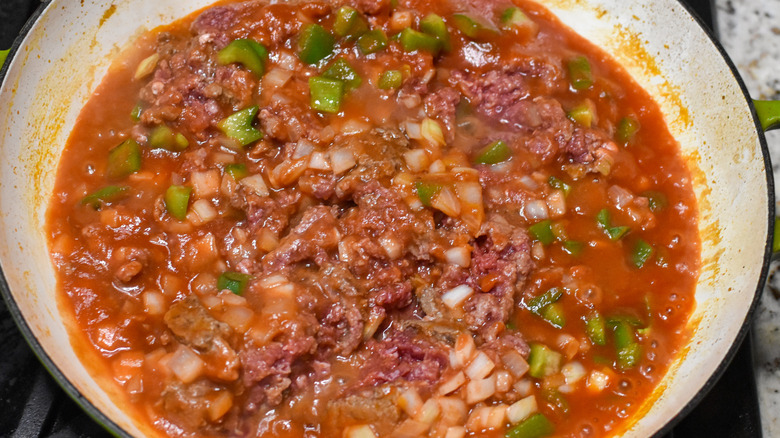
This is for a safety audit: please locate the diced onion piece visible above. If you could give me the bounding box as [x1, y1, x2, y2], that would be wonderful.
[191, 170, 221, 198]
[390, 10, 414, 31]
[341, 119, 371, 135]
[421, 118, 445, 146]
[595, 153, 614, 175]
[293, 139, 315, 159]
[270, 158, 308, 187]
[562, 361, 587, 386]
[240, 174, 270, 197]
[264, 68, 293, 90]
[403, 149, 430, 172]
[514, 379, 533, 397]
[438, 371, 467, 395]
[415, 398, 441, 425]
[330, 148, 357, 174]
[277, 50, 298, 70]
[397, 387, 423, 417]
[608, 184, 635, 209]
[507, 395, 538, 424]
[531, 241, 545, 260]
[445, 426, 467, 438]
[404, 121, 422, 140]
[394, 419, 430, 438]
[168, 346, 205, 383]
[135, 53, 159, 80]
[466, 374, 496, 404]
[486, 404, 508, 429]
[431, 186, 461, 217]
[465, 351, 495, 380]
[444, 246, 471, 268]
[393, 171, 415, 188]
[495, 370, 513, 393]
[258, 228, 279, 252]
[456, 182, 482, 204]
[307, 151, 331, 170]
[379, 233, 403, 260]
[518, 175, 538, 190]
[208, 391, 233, 421]
[200, 294, 222, 310]
[452, 333, 476, 368]
[557, 334, 580, 360]
[438, 397, 468, 426]
[344, 425, 377, 438]
[142, 291, 166, 316]
[428, 159, 446, 174]
[502, 351, 530, 378]
[524, 199, 549, 220]
[442, 285, 474, 309]
[221, 305, 254, 331]
[363, 310, 385, 341]
[546, 190, 566, 218]
[587, 370, 611, 392]
[466, 404, 506, 432]
[191, 199, 218, 223]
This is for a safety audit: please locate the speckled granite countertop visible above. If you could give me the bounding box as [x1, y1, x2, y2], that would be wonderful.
[715, 0, 780, 436]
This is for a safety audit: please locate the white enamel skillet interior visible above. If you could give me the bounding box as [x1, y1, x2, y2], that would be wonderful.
[0, 0, 773, 436]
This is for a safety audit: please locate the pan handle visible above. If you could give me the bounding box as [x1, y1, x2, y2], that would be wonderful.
[754, 100, 780, 132]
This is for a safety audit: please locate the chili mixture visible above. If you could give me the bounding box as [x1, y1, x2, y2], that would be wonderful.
[46, 0, 700, 436]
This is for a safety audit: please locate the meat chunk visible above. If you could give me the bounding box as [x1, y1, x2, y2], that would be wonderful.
[424, 87, 461, 140]
[262, 205, 341, 271]
[452, 67, 531, 127]
[358, 329, 449, 389]
[164, 295, 231, 351]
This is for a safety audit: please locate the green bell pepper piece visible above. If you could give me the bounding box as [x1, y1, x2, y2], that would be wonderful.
[567, 103, 594, 127]
[323, 58, 362, 90]
[473, 140, 511, 164]
[378, 70, 402, 89]
[586, 314, 607, 346]
[333, 6, 369, 39]
[217, 39, 268, 77]
[130, 104, 142, 122]
[528, 343, 563, 379]
[217, 271, 253, 295]
[505, 413, 554, 438]
[632, 239, 654, 268]
[0, 49, 8, 68]
[548, 176, 571, 196]
[165, 185, 192, 221]
[81, 186, 129, 209]
[596, 208, 630, 241]
[106, 139, 142, 180]
[357, 29, 388, 54]
[224, 163, 249, 180]
[420, 14, 451, 51]
[218, 106, 263, 147]
[643, 190, 668, 212]
[452, 14, 481, 38]
[526, 287, 562, 315]
[398, 28, 441, 54]
[150, 125, 189, 151]
[415, 181, 442, 206]
[298, 24, 335, 64]
[541, 303, 566, 328]
[563, 240, 584, 256]
[529, 219, 554, 245]
[309, 76, 345, 113]
[501, 7, 533, 29]
[568, 56, 594, 90]
[616, 117, 640, 143]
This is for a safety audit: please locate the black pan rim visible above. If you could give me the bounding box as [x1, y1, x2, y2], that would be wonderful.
[0, 1, 773, 437]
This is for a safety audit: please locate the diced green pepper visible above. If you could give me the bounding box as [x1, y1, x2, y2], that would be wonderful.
[150, 125, 189, 151]
[563, 240, 584, 256]
[529, 219, 554, 245]
[528, 343, 563, 379]
[541, 303, 565, 328]
[643, 190, 668, 212]
[586, 314, 607, 346]
[550, 221, 567, 241]
[541, 388, 570, 414]
[501, 7, 533, 28]
[378, 70, 402, 89]
[333, 6, 369, 39]
[106, 139, 142, 180]
[323, 58, 362, 90]
[81, 185, 129, 209]
[452, 14, 481, 39]
[527, 287, 562, 315]
[217, 39, 268, 77]
[596, 208, 611, 229]
[548, 176, 571, 196]
[130, 104, 142, 122]
[357, 29, 388, 54]
[607, 226, 631, 241]
[165, 185, 192, 221]
[568, 56, 594, 90]
[298, 24, 335, 64]
[616, 117, 640, 143]
[420, 13, 451, 52]
[398, 28, 441, 54]
[309, 76, 345, 113]
[596, 208, 630, 241]
[224, 163, 249, 180]
[0, 49, 8, 68]
[617, 342, 642, 369]
[217, 271, 253, 295]
[632, 239, 654, 268]
[567, 103, 595, 127]
[505, 413, 554, 438]
[415, 181, 442, 206]
[473, 140, 511, 164]
[609, 319, 641, 369]
[218, 106, 263, 147]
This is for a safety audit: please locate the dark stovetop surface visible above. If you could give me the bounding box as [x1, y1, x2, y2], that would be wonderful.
[0, 0, 761, 437]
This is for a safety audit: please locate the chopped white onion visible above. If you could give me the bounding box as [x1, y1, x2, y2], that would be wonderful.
[341, 119, 371, 135]
[465, 351, 495, 380]
[465, 374, 496, 404]
[456, 182, 482, 204]
[142, 291, 166, 316]
[501, 351, 530, 378]
[191, 170, 221, 198]
[444, 246, 471, 268]
[330, 148, 357, 175]
[221, 305, 254, 332]
[207, 391, 233, 421]
[344, 425, 377, 438]
[393, 419, 430, 437]
[438, 371, 467, 395]
[200, 294, 222, 310]
[524, 199, 549, 220]
[519, 175, 538, 190]
[466, 404, 506, 432]
[379, 233, 403, 260]
[191, 199, 218, 223]
[403, 149, 430, 172]
[507, 395, 538, 424]
[134, 53, 159, 80]
[168, 346, 204, 383]
[415, 398, 441, 425]
[437, 397, 468, 426]
[397, 387, 423, 417]
[293, 139, 315, 159]
[428, 159, 446, 174]
[562, 361, 587, 386]
[452, 333, 476, 368]
[264, 68, 293, 90]
[608, 185, 634, 209]
[390, 10, 413, 30]
[260, 274, 291, 291]
[587, 370, 610, 392]
[422, 118, 445, 146]
[444, 426, 467, 438]
[546, 190, 566, 218]
[514, 379, 533, 397]
[240, 174, 270, 197]
[441, 285, 474, 309]
[404, 121, 423, 140]
[531, 241, 545, 260]
[270, 159, 308, 187]
[495, 370, 512, 393]
[432, 186, 461, 217]
[307, 151, 331, 170]
[276, 51, 298, 70]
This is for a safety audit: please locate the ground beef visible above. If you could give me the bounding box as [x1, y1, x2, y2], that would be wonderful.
[358, 329, 450, 389]
[164, 296, 231, 351]
[424, 87, 461, 141]
[262, 205, 341, 271]
[451, 67, 531, 126]
[260, 97, 325, 143]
